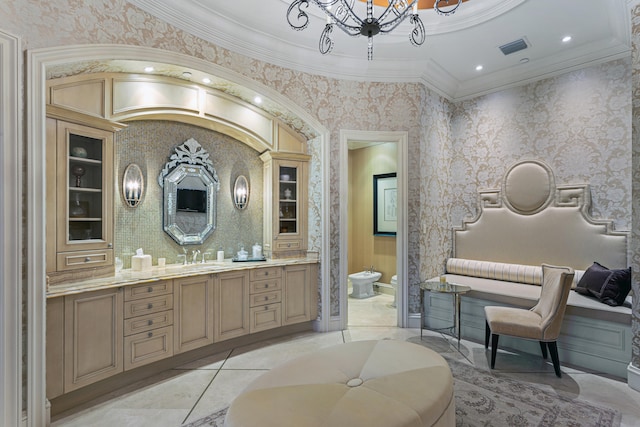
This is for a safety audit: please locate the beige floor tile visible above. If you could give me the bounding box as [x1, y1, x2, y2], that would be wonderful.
[53, 408, 189, 427]
[348, 293, 397, 326]
[184, 369, 266, 423]
[222, 330, 344, 369]
[52, 369, 217, 426]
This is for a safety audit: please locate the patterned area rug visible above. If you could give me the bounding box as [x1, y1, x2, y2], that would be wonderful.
[181, 359, 621, 427]
[447, 357, 621, 427]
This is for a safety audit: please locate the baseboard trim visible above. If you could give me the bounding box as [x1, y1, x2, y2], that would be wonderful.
[408, 313, 421, 329]
[628, 362, 640, 391]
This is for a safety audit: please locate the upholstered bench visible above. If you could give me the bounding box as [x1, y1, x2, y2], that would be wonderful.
[225, 340, 455, 427]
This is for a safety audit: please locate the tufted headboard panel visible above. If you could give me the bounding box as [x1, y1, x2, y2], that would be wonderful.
[453, 160, 628, 271]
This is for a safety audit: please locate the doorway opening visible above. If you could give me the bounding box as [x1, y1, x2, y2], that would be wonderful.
[339, 130, 408, 329]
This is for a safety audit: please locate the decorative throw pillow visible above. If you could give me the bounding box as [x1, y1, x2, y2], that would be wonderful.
[574, 262, 632, 307]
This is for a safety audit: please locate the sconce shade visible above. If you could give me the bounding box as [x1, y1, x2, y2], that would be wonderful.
[123, 163, 144, 208]
[234, 175, 249, 210]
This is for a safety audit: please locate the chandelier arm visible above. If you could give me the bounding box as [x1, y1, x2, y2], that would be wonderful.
[311, 0, 363, 35]
[376, 0, 415, 25]
[312, 0, 363, 25]
[409, 14, 425, 46]
[435, 0, 462, 16]
[319, 23, 335, 54]
[287, 0, 311, 30]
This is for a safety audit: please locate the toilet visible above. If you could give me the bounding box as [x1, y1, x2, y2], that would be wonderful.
[348, 271, 381, 299]
[390, 275, 397, 307]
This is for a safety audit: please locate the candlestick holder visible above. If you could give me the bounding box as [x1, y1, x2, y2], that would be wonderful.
[71, 165, 86, 187]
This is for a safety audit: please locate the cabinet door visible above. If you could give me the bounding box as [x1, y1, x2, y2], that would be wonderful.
[55, 120, 114, 258]
[174, 275, 214, 354]
[274, 159, 307, 250]
[64, 288, 123, 392]
[214, 271, 250, 342]
[282, 265, 312, 325]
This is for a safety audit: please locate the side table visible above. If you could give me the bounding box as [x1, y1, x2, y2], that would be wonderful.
[419, 280, 471, 344]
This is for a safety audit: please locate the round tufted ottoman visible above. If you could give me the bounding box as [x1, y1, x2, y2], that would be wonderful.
[225, 340, 455, 427]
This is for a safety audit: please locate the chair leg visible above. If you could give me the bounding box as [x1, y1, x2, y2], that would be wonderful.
[548, 341, 562, 377]
[485, 321, 490, 349]
[490, 334, 499, 369]
[539, 341, 548, 359]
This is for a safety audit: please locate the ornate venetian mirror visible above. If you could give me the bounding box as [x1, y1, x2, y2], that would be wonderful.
[158, 138, 220, 245]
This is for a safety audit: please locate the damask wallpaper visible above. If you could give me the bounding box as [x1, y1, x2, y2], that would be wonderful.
[1, 0, 639, 378]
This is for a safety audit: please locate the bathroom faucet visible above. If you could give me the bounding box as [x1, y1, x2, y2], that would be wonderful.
[191, 249, 200, 264]
[363, 265, 375, 274]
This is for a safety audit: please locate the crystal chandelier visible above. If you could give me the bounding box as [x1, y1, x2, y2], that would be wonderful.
[286, 0, 463, 60]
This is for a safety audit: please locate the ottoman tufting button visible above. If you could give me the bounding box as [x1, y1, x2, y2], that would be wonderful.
[346, 378, 363, 387]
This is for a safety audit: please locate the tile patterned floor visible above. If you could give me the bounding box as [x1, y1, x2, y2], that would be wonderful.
[52, 297, 640, 427]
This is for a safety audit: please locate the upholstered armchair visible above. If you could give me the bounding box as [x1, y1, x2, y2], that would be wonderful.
[484, 264, 575, 377]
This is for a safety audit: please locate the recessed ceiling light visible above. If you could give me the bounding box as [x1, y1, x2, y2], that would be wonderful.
[182, 71, 192, 78]
[520, 58, 529, 64]
[202, 77, 211, 84]
[475, 65, 483, 71]
[144, 66, 154, 73]
[562, 35, 572, 43]
[254, 96, 262, 104]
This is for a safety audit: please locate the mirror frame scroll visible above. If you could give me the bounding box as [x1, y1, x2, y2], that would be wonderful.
[158, 138, 220, 245]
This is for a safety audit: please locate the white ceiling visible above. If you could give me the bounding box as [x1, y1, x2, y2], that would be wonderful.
[129, 0, 631, 101]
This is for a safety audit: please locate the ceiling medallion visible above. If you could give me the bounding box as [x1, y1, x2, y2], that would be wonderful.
[286, 0, 462, 60]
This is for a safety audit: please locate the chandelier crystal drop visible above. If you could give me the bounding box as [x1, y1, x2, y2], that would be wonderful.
[286, 0, 461, 60]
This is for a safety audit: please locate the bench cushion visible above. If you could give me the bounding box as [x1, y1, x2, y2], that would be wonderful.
[442, 273, 631, 325]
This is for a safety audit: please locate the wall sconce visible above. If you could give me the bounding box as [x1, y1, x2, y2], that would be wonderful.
[123, 163, 144, 208]
[233, 175, 249, 210]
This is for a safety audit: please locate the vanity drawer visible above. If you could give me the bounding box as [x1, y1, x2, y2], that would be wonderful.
[124, 310, 174, 336]
[250, 278, 282, 294]
[124, 326, 174, 371]
[250, 290, 281, 308]
[56, 249, 113, 271]
[250, 304, 282, 333]
[274, 240, 301, 251]
[123, 294, 174, 319]
[124, 281, 173, 301]
[250, 267, 282, 281]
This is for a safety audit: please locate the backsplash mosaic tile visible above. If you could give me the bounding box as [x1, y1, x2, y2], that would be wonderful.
[114, 120, 264, 268]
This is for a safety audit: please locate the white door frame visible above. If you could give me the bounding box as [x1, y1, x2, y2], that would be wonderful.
[26, 44, 332, 425]
[339, 130, 409, 329]
[0, 29, 23, 427]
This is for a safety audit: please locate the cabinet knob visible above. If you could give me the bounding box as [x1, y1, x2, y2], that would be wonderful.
[287, 243, 291, 248]
[148, 320, 153, 326]
[264, 296, 268, 301]
[147, 303, 153, 309]
[264, 305, 269, 310]
[265, 271, 269, 276]
[84, 257, 91, 262]
[264, 284, 269, 288]
[148, 332, 153, 338]
[108, 243, 113, 248]
[148, 287, 153, 293]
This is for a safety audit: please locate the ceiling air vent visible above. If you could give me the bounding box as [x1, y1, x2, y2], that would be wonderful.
[499, 38, 528, 56]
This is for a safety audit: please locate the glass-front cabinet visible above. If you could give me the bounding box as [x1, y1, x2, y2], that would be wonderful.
[261, 152, 310, 259]
[46, 108, 123, 283]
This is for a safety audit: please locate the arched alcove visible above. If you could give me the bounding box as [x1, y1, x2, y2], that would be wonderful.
[26, 44, 332, 424]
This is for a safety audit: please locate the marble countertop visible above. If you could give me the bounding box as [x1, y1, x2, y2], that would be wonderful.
[47, 257, 319, 298]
